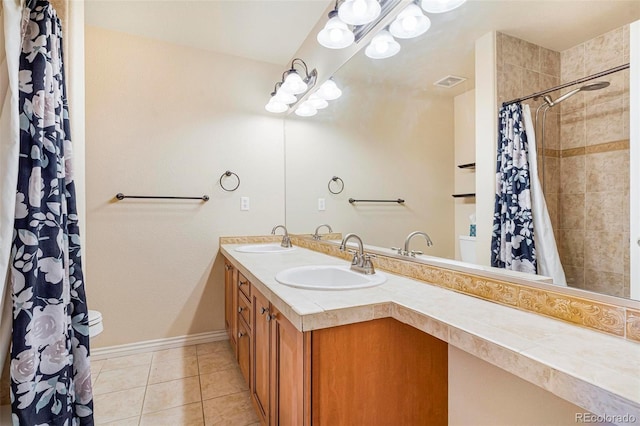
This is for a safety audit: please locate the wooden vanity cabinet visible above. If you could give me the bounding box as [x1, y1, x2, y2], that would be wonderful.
[223, 260, 237, 354]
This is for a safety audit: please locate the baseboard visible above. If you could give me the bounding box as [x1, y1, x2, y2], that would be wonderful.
[90, 330, 228, 361]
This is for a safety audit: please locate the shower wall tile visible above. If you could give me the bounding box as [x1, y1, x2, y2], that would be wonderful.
[623, 275, 630, 299]
[560, 109, 585, 149]
[584, 231, 625, 274]
[563, 265, 584, 289]
[523, 69, 541, 96]
[559, 193, 584, 230]
[560, 43, 585, 82]
[585, 150, 629, 192]
[589, 67, 628, 105]
[560, 155, 585, 194]
[543, 156, 560, 195]
[583, 270, 625, 298]
[498, 63, 523, 105]
[558, 229, 584, 268]
[584, 27, 624, 74]
[623, 24, 630, 58]
[501, 33, 539, 71]
[585, 191, 626, 233]
[540, 48, 560, 77]
[585, 98, 626, 146]
[543, 110, 560, 150]
[545, 192, 559, 231]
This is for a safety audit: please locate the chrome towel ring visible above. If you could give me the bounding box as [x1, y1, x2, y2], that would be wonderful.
[328, 176, 344, 194]
[220, 171, 240, 192]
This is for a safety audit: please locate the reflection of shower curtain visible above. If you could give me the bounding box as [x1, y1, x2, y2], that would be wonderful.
[1, 0, 25, 389]
[491, 103, 537, 274]
[9, 1, 93, 423]
[523, 105, 567, 286]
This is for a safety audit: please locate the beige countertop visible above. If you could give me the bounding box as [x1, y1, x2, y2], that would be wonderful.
[220, 243, 640, 423]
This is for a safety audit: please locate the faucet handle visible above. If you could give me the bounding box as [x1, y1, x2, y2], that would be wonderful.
[391, 247, 403, 255]
[410, 250, 423, 257]
[362, 253, 376, 274]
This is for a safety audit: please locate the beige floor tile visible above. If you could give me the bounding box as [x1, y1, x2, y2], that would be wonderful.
[197, 350, 236, 375]
[196, 341, 232, 356]
[98, 416, 140, 426]
[102, 352, 153, 371]
[200, 367, 248, 401]
[152, 346, 198, 363]
[149, 356, 199, 384]
[203, 391, 259, 426]
[140, 401, 204, 426]
[143, 376, 201, 414]
[94, 387, 145, 424]
[94, 364, 150, 395]
[91, 359, 106, 374]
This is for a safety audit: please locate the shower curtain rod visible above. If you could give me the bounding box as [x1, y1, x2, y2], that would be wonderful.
[502, 63, 629, 106]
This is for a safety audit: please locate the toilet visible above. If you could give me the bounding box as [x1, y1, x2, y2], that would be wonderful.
[88, 310, 104, 338]
[459, 236, 477, 263]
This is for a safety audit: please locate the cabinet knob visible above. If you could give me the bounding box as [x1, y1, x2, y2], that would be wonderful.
[260, 307, 269, 315]
[238, 307, 243, 313]
[224, 264, 232, 271]
[238, 281, 245, 287]
[267, 313, 277, 322]
[238, 332, 245, 338]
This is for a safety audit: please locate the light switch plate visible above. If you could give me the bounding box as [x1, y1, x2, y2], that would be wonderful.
[318, 198, 326, 211]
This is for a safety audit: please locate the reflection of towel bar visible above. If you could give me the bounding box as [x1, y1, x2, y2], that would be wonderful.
[115, 193, 209, 202]
[349, 198, 404, 204]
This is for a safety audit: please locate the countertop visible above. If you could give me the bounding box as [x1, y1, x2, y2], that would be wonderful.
[220, 243, 640, 422]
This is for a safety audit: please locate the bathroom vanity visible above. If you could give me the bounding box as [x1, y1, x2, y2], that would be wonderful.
[221, 237, 640, 425]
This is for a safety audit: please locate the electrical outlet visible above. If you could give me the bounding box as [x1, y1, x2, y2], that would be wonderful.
[318, 198, 326, 211]
[240, 197, 250, 211]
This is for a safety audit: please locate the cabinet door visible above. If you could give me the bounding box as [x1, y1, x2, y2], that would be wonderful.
[269, 305, 307, 426]
[251, 287, 270, 424]
[237, 317, 251, 386]
[224, 260, 237, 351]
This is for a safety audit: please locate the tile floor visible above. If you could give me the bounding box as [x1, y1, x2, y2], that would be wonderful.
[92, 340, 259, 425]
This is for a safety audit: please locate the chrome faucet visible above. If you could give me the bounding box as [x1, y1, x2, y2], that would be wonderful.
[393, 231, 433, 257]
[271, 225, 292, 248]
[312, 224, 333, 240]
[339, 233, 376, 275]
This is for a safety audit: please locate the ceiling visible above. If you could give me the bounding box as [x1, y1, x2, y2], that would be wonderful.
[84, 0, 333, 66]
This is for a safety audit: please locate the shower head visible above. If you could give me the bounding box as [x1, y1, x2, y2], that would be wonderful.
[542, 80, 610, 107]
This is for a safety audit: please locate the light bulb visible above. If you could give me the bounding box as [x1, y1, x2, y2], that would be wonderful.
[365, 30, 400, 59]
[338, 0, 381, 26]
[389, 4, 431, 39]
[317, 14, 355, 49]
[308, 93, 329, 109]
[421, 0, 467, 14]
[295, 102, 318, 117]
[265, 101, 287, 113]
[271, 89, 296, 105]
[281, 71, 307, 95]
[316, 79, 342, 101]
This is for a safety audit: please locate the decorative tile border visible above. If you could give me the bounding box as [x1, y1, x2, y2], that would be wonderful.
[290, 236, 638, 343]
[536, 139, 629, 159]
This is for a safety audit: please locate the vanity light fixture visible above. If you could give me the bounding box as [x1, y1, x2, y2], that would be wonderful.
[420, 0, 467, 14]
[308, 93, 329, 109]
[389, 3, 431, 39]
[338, 0, 382, 25]
[317, 9, 355, 49]
[264, 58, 318, 114]
[295, 101, 319, 117]
[365, 30, 401, 59]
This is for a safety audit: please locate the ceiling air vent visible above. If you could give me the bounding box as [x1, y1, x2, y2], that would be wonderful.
[433, 75, 467, 88]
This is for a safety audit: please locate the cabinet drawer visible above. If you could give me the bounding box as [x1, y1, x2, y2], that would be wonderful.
[238, 272, 251, 300]
[238, 292, 251, 328]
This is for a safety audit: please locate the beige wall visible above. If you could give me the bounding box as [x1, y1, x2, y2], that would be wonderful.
[448, 346, 609, 425]
[85, 27, 285, 348]
[285, 81, 455, 257]
[454, 89, 476, 260]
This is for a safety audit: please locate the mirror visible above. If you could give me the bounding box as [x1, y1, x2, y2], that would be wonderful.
[285, 1, 640, 300]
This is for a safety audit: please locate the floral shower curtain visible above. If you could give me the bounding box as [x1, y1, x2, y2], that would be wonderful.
[10, 1, 93, 424]
[491, 102, 537, 274]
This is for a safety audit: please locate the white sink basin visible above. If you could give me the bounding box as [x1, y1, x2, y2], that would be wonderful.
[275, 265, 386, 290]
[235, 243, 296, 253]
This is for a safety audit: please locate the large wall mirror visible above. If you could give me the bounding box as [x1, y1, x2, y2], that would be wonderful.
[284, 1, 640, 301]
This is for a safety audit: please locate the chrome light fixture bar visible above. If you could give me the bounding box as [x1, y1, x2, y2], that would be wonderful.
[265, 58, 318, 114]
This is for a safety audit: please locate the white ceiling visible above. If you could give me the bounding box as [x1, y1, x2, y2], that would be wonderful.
[85, 0, 333, 66]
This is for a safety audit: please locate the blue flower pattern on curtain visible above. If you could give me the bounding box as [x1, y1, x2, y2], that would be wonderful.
[491, 103, 537, 274]
[10, 1, 93, 424]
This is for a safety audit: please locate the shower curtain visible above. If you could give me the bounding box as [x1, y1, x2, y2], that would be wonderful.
[8, 0, 93, 424]
[523, 105, 566, 285]
[491, 102, 537, 274]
